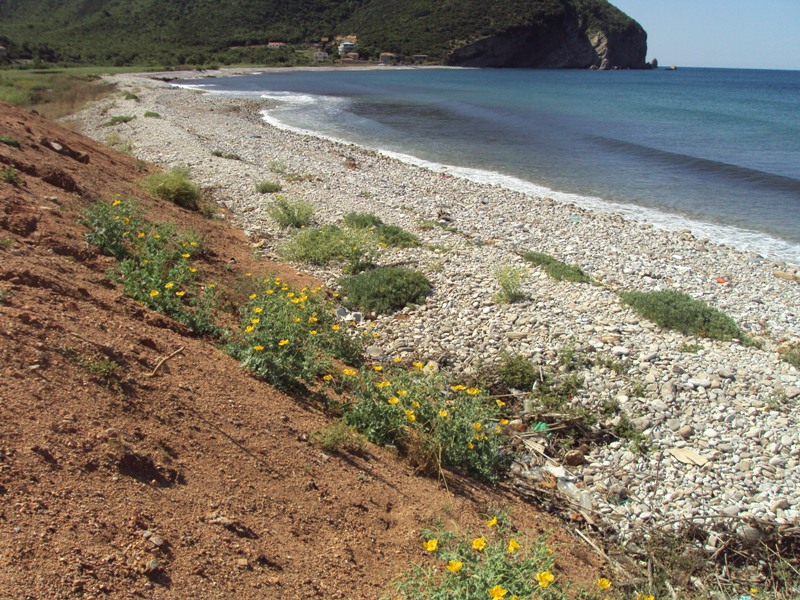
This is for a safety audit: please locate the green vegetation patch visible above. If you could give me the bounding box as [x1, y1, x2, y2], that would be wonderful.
[343, 211, 383, 229]
[496, 352, 538, 390]
[339, 266, 431, 314]
[522, 251, 591, 283]
[619, 288, 747, 341]
[780, 346, 800, 370]
[211, 149, 241, 160]
[142, 166, 201, 210]
[494, 264, 528, 304]
[376, 224, 420, 249]
[0, 135, 21, 148]
[255, 180, 282, 194]
[1, 166, 23, 186]
[280, 225, 377, 273]
[267, 196, 313, 228]
[143, 111, 161, 118]
[103, 115, 136, 126]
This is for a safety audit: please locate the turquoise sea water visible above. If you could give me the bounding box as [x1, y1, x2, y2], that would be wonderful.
[176, 67, 800, 264]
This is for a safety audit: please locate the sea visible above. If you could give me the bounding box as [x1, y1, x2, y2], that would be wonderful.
[175, 67, 800, 265]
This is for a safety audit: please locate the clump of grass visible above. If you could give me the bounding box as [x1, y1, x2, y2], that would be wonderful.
[494, 264, 528, 304]
[0, 287, 9, 303]
[496, 352, 538, 390]
[255, 180, 282, 194]
[280, 225, 377, 273]
[268, 160, 287, 174]
[522, 251, 591, 283]
[232, 278, 362, 389]
[343, 212, 383, 229]
[142, 166, 201, 210]
[393, 520, 569, 599]
[1, 166, 22, 186]
[311, 420, 365, 454]
[0, 135, 21, 148]
[143, 111, 161, 118]
[267, 196, 314, 228]
[342, 369, 508, 482]
[339, 267, 431, 314]
[780, 346, 800, 370]
[0, 237, 12, 249]
[104, 132, 132, 154]
[620, 288, 747, 341]
[376, 224, 420, 248]
[211, 149, 241, 160]
[123, 93, 140, 102]
[102, 115, 136, 126]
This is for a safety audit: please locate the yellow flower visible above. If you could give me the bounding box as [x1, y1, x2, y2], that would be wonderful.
[376, 381, 390, 389]
[293, 318, 301, 323]
[208, 283, 215, 289]
[467, 387, 480, 395]
[278, 339, 289, 346]
[245, 272, 251, 277]
[508, 538, 521, 554]
[486, 516, 497, 527]
[323, 374, 333, 381]
[244, 325, 254, 333]
[287, 292, 295, 298]
[253, 307, 263, 314]
[597, 578, 612, 590]
[164, 282, 174, 289]
[249, 293, 258, 300]
[308, 316, 318, 324]
[467, 442, 474, 450]
[343, 368, 357, 376]
[397, 389, 408, 396]
[181, 253, 190, 258]
[266, 289, 274, 295]
[423, 539, 438, 552]
[472, 537, 486, 551]
[493, 425, 502, 434]
[393, 356, 402, 363]
[413, 361, 424, 369]
[404, 410, 416, 422]
[438, 409, 449, 417]
[496, 399, 506, 407]
[137, 232, 145, 238]
[189, 267, 197, 273]
[446, 560, 463, 573]
[149, 290, 159, 297]
[388, 396, 400, 405]
[112, 199, 121, 206]
[451, 384, 466, 392]
[500, 419, 509, 425]
[175, 291, 186, 297]
[373, 333, 380, 338]
[411, 401, 420, 408]
[472, 422, 482, 431]
[190, 241, 197, 246]
[153, 234, 160, 239]
[332, 292, 339, 298]
[373, 365, 383, 372]
[292, 298, 301, 304]
[488, 585, 508, 599]
[537, 571, 554, 588]
[251, 318, 260, 325]
[309, 330, 317, 335]
[253, 345, 264, 351]
[332, 324, 341, 331]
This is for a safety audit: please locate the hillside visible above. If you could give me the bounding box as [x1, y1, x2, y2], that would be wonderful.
[0, 99, 604, 597]
[0, 0, 647, 68]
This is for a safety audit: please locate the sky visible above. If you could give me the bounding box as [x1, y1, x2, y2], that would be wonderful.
[610, 0, 800, 70]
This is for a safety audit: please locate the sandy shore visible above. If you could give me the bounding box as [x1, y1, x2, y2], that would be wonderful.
[72, 70, 800, 541]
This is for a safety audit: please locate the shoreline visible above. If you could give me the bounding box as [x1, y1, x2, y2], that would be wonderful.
[72, 72, 800, 541]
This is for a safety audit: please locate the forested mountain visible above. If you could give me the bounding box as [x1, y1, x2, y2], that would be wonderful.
[0, 0, 647, 68]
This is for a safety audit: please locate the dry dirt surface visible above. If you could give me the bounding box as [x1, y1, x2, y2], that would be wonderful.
[0, 100, 603, 598]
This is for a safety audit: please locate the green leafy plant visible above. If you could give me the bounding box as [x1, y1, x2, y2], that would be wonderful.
[142, 166, 201, 210]
[80, 197, 146, 259]
[267, 196, 314, 228]
[376, 224, 420, 248]
[522, 252, 591, 283]
[280, 225, 377, 273]
[496, 352, 538, 391]
[619, 288, 747, 341]
[1, 166, 22, 186]
[104, 132, 132, 154]
[343, 211, 383, 229]
[0, 135, 21, 148]
[494, 264, 528, 304]
[143, 111, 161, 118]
[102, 115, 136, 126]
[311, 420, 365, 453]
[339, 266, 430, 314]
[255, 180, 282, 194]
[232, 278, 363, 389]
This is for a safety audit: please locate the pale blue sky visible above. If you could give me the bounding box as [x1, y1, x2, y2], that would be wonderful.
[611, 0, 800, 70]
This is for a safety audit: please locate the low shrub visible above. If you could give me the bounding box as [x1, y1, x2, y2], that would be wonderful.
[80, 197, 146, 259]
[342, 369, 508, 482]
[268, 160, 287, 174]
[522, 251, 591, 283]
[280, 225, 377, 273]
[496, 352, 539, 390]
[233, 278, 363, 389]
[0, 135, 20, 148]
[211, 149, 241, 160]
[102, 115, 136, 126]
[142, 166, 201, 210]
[343, 212, 383, 229]
[123, 92, 140, 101]
[143, 111, 161, 118]
[494, 264, 528, 304]
[339, 267, 430, 314]
[267, 196, 313, 228]
[377, 224, 420, 248]
[619, 288, 747, 341]
[255, 180, 282, 194]
[1, 166, 22, 186]
[311, 420, 365, 454]
[780, 346, 800, 370]
[104, 133, 132, 154]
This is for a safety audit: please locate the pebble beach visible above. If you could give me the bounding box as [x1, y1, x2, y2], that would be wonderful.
[73, 70, 800, 544]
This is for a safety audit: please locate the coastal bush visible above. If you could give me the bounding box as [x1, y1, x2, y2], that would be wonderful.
[142, 166, 201, 210]
[102, 115, 136, 126]
[267, 196, 314, 228]
[123, 93, 140, 102]
[339, 267, 431, 314]
[1, 167, 22, 186]
[494, 264, 528, 304]
[342, 368, 508, 482]
[496, 352, 538, 391]
[268, 160, 287, 174]
[233, 278, 363, 389]
[620, 288, 746, 341]
[143, 111, 161, 118]
[393, 522, 568, 599]
[211, 149, 241, 160]
[80, 197, 146, 259]
[377, 224, 421, 248]
[255, 180, 282, 194]
[343, 211, 383, 229]
[522, 251, 591, 283]
[0, 135, 20, 148]
[280, 225, 378, 273]
[780, 346, 800, 370]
